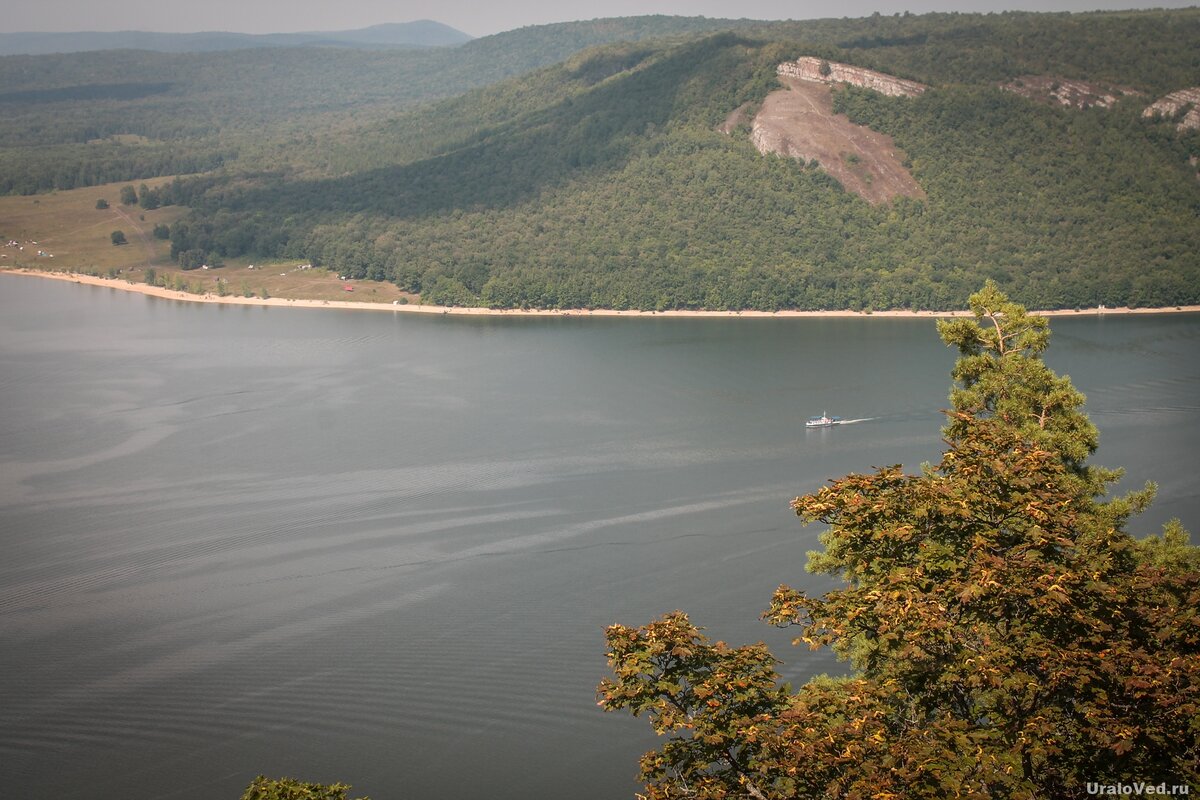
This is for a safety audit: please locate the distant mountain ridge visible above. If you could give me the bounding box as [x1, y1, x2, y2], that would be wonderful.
[0, 20, 472, 56]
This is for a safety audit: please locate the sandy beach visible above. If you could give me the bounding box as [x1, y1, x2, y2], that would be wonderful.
[4, 268, 1199, 318]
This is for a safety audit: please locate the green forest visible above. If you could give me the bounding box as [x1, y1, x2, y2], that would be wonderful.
[3, 10, 1199, 310]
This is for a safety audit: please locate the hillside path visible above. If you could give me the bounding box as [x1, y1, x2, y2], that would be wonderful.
[111, 205, 160, 264]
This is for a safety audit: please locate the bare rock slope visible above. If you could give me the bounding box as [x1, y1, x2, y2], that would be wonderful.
[745, 59, 926, 205]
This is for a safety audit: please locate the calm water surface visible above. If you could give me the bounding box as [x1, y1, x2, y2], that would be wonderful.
[1, 275, 1197, 799]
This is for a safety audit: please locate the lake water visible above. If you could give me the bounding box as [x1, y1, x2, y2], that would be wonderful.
[1, 274, 1197, 800]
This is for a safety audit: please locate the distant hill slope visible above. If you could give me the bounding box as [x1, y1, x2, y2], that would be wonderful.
[461, 15, 758, 70]
[0, 15, 763, 196]
[0, 20, 471, 56]
[4, 10, 1199, 311]
[149, 10, 1200, 311]
[0, 17, 755, 138]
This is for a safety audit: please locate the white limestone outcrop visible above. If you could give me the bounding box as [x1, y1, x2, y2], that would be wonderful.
[1000, 76, 1140, 110]
[1143, 88, 1200, 131]
[776, 57, 927, 98]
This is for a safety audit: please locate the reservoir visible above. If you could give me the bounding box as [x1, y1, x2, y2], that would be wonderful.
[1, 274, 1197, 799]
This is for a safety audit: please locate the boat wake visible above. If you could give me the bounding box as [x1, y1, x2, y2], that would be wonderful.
[806, 413, 876, 428]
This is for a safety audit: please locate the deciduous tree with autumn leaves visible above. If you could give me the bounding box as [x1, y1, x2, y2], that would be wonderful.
[599, 283, 1199, 799]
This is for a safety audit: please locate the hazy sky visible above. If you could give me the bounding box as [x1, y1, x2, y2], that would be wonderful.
[11, 0, 1198, 38]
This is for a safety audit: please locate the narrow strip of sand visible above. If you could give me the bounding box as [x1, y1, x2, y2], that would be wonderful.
[4, 269, 1199, 318]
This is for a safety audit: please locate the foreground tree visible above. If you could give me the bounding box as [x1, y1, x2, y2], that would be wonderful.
[240, 776, 367, 800]
[599, 284, 1199, 799]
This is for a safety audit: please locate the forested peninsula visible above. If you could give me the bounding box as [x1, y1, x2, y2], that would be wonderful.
[2, 10, 1198, 311]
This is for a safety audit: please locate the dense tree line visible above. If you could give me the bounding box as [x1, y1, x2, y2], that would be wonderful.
[763, 9, 1200, 95]
[0, 141, 228, 194]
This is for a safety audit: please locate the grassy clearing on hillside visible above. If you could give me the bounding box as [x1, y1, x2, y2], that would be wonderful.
[0, 178, 412, 304]
[0, 178, 182, 271]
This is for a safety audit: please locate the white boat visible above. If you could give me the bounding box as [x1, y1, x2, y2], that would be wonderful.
[805, 411, 842, 428]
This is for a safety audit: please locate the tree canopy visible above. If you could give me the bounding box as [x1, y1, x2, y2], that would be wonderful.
[599, 284, 1199, 798]
[239, 776, 367, 800]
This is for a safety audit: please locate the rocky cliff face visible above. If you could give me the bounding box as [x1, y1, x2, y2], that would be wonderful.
[747, 75, 924, 205]
[999, 76, 1141, 110]
[776, 57, 927, 98]
[1143, 88, 1200, 131]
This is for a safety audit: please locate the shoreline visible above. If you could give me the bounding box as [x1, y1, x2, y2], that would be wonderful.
[5, 268, 1199, 319]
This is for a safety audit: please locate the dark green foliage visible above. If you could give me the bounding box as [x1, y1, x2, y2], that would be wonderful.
[94, 198, 108, 209]
[178, 249, 206, 270]
[832, 85, 1200, 309]
[152, 223, 170, 239]
[1135, 519, 1200, 571]
[937, 281, 1096, 474]
[824, 10, 1200, 94]
[138, 183, 159, 209]
[118, 185, 137, 205]
[109, 230, 126, 245]
[0, 142, 228, 195]
[240, 775, 367, 800]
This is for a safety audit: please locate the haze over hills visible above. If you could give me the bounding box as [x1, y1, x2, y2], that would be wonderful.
[0, 20, 473, 56]
[0, 15, 763, 186]
[2, 11, 1198, 311]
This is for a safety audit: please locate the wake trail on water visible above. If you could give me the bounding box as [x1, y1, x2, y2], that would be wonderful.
[836, 417, 876, 425]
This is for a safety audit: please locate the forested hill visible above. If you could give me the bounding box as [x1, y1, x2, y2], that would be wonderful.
[0, 16, 757, 196]
[0, 16, 754, 133]
[0, 21, 473, 56]
[7, 10, 1200, 310]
